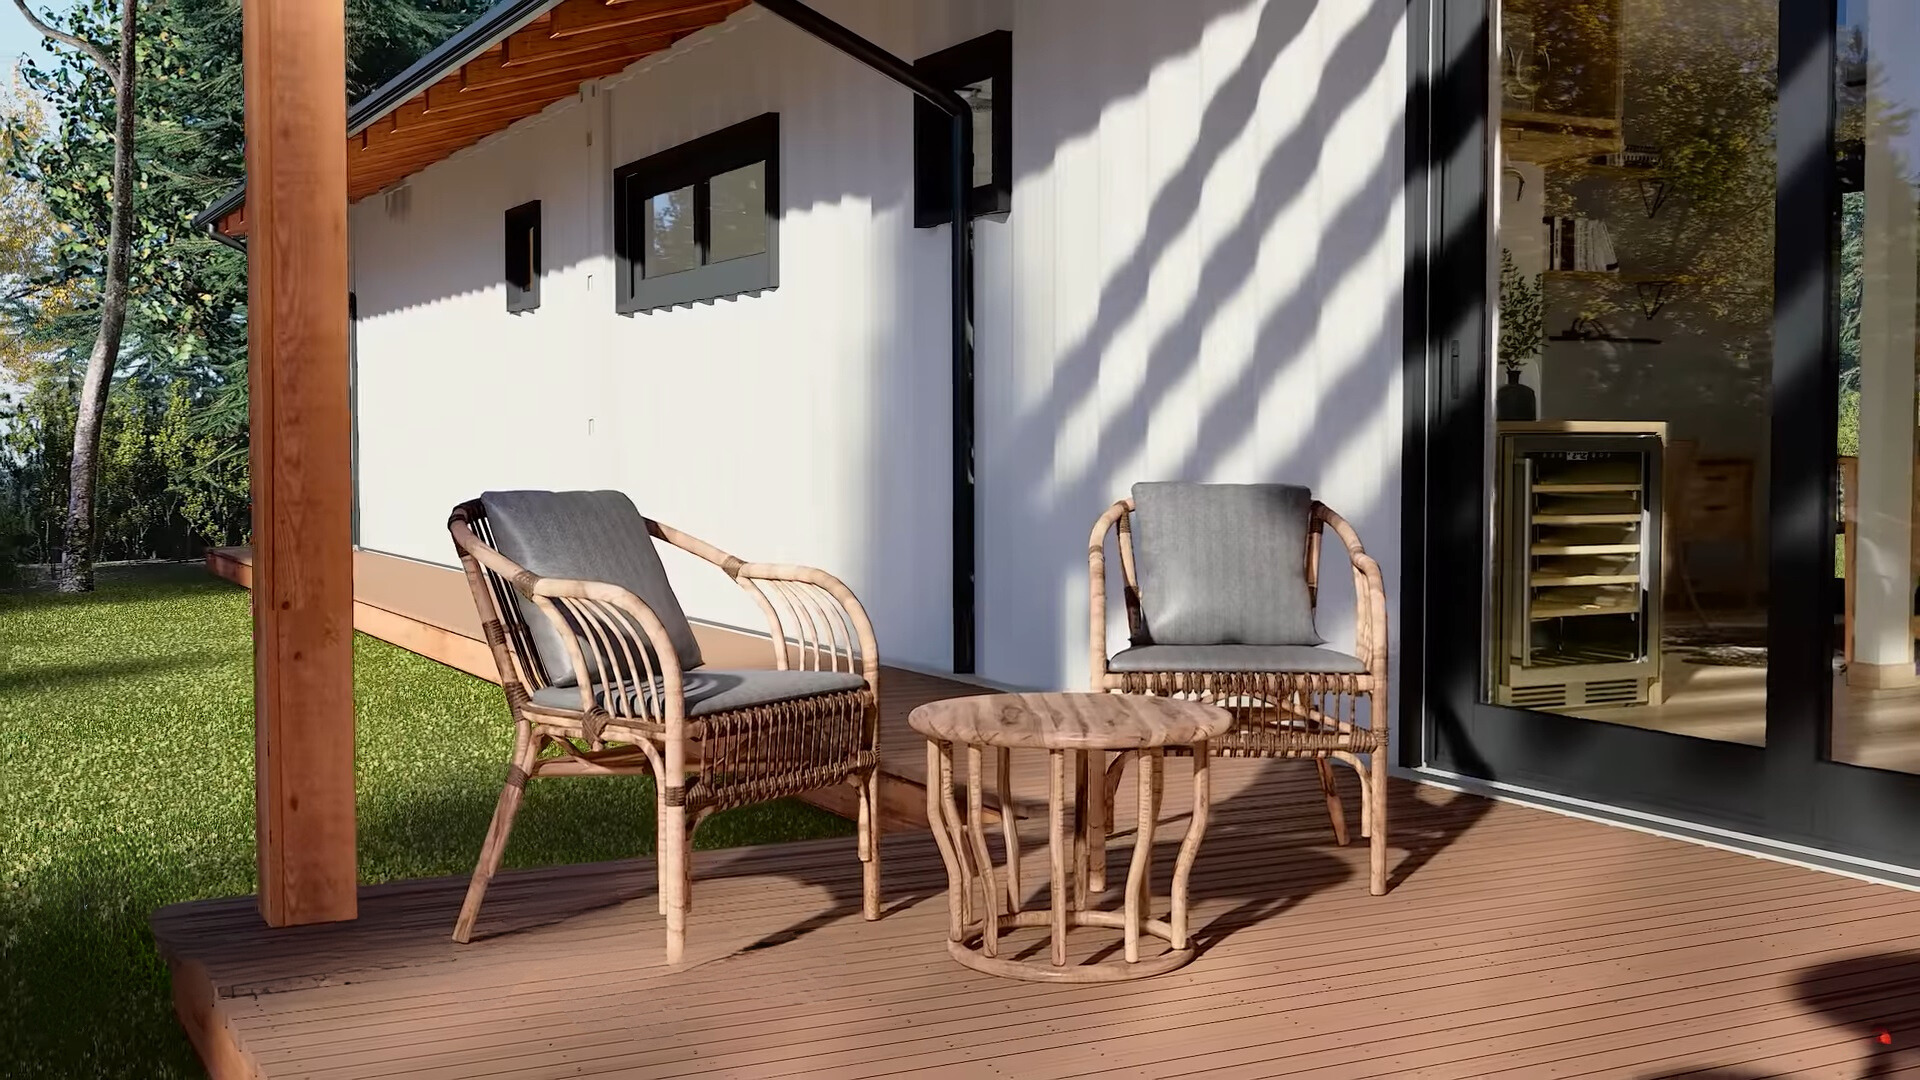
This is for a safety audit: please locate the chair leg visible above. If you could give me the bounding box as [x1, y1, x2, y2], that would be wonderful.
[656, 780, 669, 916]
[453, 731, 539, 944]
[1358, 763, 1373, 840]
[1368, 749, 1389, 896]
[859, 768, 882, 921]
[1316, 757, 1350, 847]
[662, 800, 690, 964]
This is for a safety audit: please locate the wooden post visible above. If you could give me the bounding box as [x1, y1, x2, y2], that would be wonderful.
[243, 0, 357, 926]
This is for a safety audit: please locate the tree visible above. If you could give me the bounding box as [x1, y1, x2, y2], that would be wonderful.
[4, 0, 492, 587]
[1, 79, 84, 382]
[11, 0, 139, 592]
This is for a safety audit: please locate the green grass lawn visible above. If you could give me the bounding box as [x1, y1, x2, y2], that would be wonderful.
[0, 563, 852, 1078]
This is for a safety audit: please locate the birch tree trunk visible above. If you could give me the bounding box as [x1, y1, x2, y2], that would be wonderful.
[14, 0, 140, 593]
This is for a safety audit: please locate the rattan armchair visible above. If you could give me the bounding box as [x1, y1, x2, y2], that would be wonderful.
[1088, 484, 1390, 895]
[448, 492, 883, 963]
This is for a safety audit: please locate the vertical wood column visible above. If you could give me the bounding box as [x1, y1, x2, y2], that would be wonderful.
[244, 0, 357, 925]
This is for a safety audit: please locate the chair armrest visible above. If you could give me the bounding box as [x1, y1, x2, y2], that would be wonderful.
[523, 576, 688, 726]
[726, 562, 881, 687]
[1315, 506, 1390, 685]
[1087, 499, 1136, 686]
[640, 519, 879, 688]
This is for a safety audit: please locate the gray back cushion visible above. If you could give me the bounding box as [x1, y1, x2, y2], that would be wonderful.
[1129, 482, 1322, 647]
[481, 490, 703, 686]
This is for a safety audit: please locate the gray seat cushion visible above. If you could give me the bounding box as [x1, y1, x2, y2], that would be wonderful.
[482, 489, 703, 686]
[529, 668, 866, 718]
[1108, 644, 1366, 674]
[1130, 482, 1322, 646]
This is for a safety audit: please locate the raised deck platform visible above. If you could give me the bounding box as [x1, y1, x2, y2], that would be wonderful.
[154, 756, 1920, 1078]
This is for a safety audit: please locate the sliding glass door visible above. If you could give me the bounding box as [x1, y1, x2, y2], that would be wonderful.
[1419, 0, 1920, 869]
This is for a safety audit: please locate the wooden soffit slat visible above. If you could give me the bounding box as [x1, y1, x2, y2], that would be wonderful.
[463, 37, 668, 88]
[423, 69, 598, 113]
[548, 0, 738, 39]
[504, 4, 739, 63]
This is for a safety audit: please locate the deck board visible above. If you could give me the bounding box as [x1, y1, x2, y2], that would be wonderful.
[153, 678, 1920, 1078]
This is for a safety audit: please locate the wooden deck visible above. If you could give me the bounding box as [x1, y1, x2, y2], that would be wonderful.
[155, 683, 1920, 1078]
[177, 550, 1920, 1077]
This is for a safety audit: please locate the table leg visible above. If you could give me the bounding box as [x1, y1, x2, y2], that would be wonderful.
[1123, 749, 1160, 964]
[966, 745, 1000, 958]
[997, 747, 1020, 913]
[1086, 749, 1107, 893]
[1072, 749, 1089, 910]
[926, 740, 966, 942]
[937, 741, 973, 933]
[1048, 748, 1069, 967]
[1171, 741, 1209, 950]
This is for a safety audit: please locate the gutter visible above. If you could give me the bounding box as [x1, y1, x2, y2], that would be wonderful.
[191, 0, 565, 238]
[754, 0, 978, 674]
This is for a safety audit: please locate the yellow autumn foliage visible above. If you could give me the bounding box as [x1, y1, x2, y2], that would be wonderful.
[1, 74, 80, 380]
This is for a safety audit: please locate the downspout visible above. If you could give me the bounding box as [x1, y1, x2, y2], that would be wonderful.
[204, 223, 248, 254]
[754, 0, 979, 674]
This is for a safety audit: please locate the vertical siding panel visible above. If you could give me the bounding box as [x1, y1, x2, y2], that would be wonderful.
[1086, 2, 1149, 641]
[1138, 13, 1205, 487]
[1253, 0, 1335, 497]
[978, 0, 1062, 682]
[1192, 2, 1265, 485]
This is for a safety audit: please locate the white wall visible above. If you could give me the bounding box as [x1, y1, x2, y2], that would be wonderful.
[351, 93, 609, 567]
[982, 0, 1407, 690]
[350, 0, 1408, 691]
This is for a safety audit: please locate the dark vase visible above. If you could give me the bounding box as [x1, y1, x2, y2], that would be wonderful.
[1495, 367, 1537, 421]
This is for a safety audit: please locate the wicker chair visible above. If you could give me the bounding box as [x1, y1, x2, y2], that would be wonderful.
[1088, 483, 1390, 895]
[447, 491, 883, 962]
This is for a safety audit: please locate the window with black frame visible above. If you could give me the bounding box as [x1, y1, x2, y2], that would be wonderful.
[504, 200, 541, 314]
[914, 30, 1011, 228]
[613, 113, 779, 314]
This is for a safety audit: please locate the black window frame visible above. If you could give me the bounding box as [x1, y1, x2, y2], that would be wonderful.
[1408, 0, 1920, 881]
[504, 199, 542, 314]
[914, 29, 1012, 229]
[613, 112, 780, 315]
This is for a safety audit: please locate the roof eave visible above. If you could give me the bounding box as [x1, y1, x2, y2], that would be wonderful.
[195, 0, 566, 235]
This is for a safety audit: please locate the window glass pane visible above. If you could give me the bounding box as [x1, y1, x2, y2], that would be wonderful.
[707, 162, 767, 264]
[643, 186, 696, 278]
[961, 77, 994, 188]
[1488, 0, 1775, 740]
[1832, 0, 1920, 775]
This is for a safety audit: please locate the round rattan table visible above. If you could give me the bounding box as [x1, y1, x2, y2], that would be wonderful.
[907, 692, 1231, 982]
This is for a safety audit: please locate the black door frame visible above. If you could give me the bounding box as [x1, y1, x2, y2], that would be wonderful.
[1405, 0, 1920, 874]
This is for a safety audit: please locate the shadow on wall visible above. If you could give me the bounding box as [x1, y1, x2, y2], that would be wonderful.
[981, 0, 1416, 690]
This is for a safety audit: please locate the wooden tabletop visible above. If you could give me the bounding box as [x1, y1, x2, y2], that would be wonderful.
[907, 692, 1231, 751]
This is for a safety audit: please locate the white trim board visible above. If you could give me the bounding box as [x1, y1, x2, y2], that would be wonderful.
[1405, 765, 1920, 893]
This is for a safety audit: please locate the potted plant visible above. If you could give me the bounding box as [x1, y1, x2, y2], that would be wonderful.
[1497, 246, 1545, 420]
